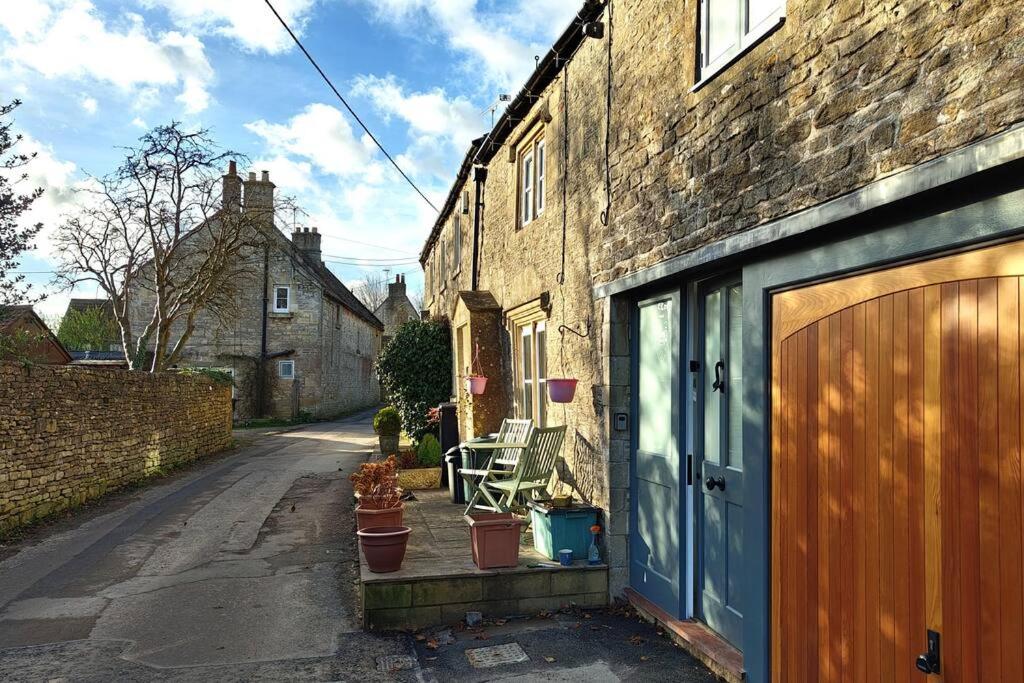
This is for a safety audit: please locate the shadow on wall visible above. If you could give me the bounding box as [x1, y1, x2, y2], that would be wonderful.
[557, 429, 603, 504]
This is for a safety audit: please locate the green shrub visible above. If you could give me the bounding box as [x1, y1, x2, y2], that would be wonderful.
[176, 367, 234, 386]
[375, 319, 452, 442]
[373, 406, 402, 436]
[417, 433, 442, 468]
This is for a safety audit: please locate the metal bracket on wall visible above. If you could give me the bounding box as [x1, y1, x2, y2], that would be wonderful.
[558, 318, 592, 339]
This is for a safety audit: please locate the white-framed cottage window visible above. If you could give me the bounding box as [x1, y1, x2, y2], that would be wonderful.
[453, 216, 462, 275]
[278, 360, 295, 379]
[536, 140, 546, 215]
[439, 240, 447, 289]
[517, 132, 546, 227]
[508, 299, 549, 427]
[461, 190, 470, 214]
[699, 0, 784, 84]
[273, 285, 290, 313]
[521, 150, 534, 226]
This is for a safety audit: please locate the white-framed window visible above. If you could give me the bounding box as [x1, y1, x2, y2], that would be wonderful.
[216, 367, 237, 398]
[699, 0, 784, 82]
[278, 360, 295, 379]
[521, 150, 534, 226]
[453, 216, 462, 275]
[439, 240, 447, 288]
[273, 285, 290, 313]
[461, 190, 470, 214]
[514, 319, 547, 427]
[518, 133, 546, 227]
[536, 140, 546, 215]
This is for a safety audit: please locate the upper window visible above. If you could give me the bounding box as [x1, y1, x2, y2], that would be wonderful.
[273, 285, 290, 313]
[453, 216, 462, 275]
[278, 360, 295, 379]
[518, 132, 546, 227]
[439, 240, 447, 288]
[699, 0, 784, 82]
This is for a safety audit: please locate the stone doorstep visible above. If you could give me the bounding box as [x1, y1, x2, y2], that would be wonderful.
[624, 587, 744, 683]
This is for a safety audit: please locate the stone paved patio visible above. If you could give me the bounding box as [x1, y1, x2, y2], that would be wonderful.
[359, 489, 608, 630]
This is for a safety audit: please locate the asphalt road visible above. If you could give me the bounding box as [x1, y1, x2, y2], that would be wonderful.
[0, 411, 719, 683]
[0, 411, 418, 682]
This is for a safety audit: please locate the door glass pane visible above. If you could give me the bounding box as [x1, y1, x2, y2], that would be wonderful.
[639, 299, 673, 455]
[707, 0, 739, 64]
[537, 322, 547, 427]
[747, 0, 780, 31]
[703, 290, 722, 464]
[727, 285, 743, 469]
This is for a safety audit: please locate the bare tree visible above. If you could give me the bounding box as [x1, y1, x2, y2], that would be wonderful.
[55, 123, 271, 372]
[408, 285, 424, 312]
[352, 270, 390, 312]
[0, 100, 44, 305]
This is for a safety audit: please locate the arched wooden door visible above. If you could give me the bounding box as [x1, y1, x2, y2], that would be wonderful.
[771, 241, 1024, 682]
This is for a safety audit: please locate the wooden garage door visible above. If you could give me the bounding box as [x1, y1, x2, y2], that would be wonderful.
[771, 242, 1024, 682]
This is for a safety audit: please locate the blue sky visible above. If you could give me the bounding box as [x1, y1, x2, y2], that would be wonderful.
[0, 0, 579, 316]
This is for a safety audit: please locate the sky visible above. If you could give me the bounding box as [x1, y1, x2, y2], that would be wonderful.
[0, 0, 580, 318]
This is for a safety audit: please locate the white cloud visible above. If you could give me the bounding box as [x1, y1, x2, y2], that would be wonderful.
[140, 0, 316, 54]
[79, 95, 98, 114]
[245, 104, 382, 179]
[130, 116, 148, 129]
[359, 0, 579, 91]
[0, 0, 214, 113]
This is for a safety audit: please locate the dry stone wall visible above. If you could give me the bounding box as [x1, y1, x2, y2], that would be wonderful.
[0, 362, 233, 534]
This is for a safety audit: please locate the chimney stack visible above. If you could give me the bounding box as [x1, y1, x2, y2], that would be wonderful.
[388, 273, 407, 299]
[222, 160, 241, 211]
[243, 169, 275, 223]
[292, 226, 322, 264]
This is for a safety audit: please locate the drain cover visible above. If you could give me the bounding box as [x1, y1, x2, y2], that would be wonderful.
[376, 654, 416, 672]
[466, 642, 530, 668]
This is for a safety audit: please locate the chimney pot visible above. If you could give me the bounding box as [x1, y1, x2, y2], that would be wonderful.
[228, 160, 237, 175]
[261, 170, 270, 182]
[312, 227, 318, 233]
[248, 172, 256, 181]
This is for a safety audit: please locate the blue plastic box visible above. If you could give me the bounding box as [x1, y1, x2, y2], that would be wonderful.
[528, 502, 600, 562]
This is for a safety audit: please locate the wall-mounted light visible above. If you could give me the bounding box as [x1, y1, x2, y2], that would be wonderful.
[583, 21, 605, 39]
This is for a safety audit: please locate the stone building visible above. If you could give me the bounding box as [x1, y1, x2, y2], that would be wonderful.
[373, 274, 420, 342]
[130, 164, 384, 421]
[421, 1, 1024, 680]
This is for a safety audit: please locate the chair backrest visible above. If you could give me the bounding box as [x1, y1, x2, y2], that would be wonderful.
[493, 418, 534, 468]
[515, 425, 567, 483]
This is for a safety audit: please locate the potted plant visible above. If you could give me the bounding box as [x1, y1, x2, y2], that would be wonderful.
[373, 406, 402, 456]
[547, 378, 579, 403]
[464, 342, 488, 395]
[357, 524, 411, 573]
[396, 433, 443, 490]
[350, 455, 404, 530]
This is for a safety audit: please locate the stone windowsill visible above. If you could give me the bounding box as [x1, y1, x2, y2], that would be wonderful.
[269, 311, 294, 319]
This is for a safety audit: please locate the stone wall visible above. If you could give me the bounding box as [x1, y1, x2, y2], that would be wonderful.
[0, 362, 233, 534]
[422, 0, 1024, 596]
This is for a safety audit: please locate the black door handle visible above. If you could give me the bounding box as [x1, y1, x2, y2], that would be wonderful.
[704, 476, 725, 491]
[712, 360, 725, 392]
[916, 630, 941, 675]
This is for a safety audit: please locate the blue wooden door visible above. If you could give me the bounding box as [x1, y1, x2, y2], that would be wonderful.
[696, 280, 744, 646]
[630, 292, 682, 615]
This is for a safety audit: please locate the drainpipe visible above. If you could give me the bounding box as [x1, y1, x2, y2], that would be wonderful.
[258, 244, 269, 417]
[471, 166, 487, 291]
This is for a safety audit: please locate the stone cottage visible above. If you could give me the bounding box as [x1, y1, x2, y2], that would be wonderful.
[373, 274, 420, 343]
[421, 1, 1024, 680]
[130, 164, 384, 421]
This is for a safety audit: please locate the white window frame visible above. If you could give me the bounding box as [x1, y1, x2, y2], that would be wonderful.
[439, 240, 447, 290]
[278, 360, 295, 379]
[513, 319, 547, 427]
[536, 140, 546, 216]
[453, 216, 462, 276]
[273, 285, 290, 313]
[521, 150, 535, 227]
[216, 367, 237, 398]
[697, 0, 785, 87]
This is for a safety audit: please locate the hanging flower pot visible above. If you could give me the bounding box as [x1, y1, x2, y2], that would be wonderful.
[465, 375, 488, 395]
[547, 378, 578, 403]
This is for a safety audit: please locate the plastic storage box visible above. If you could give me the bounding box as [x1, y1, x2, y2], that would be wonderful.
[528, 503, 600, 562]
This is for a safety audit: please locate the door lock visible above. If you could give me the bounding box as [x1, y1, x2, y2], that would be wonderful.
[704, 476, 725, 491]
[915, 630, 941, 675]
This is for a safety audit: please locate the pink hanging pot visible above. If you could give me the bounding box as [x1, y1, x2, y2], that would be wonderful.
[466, 375, 488, 395]
[547, 378, 578, 403]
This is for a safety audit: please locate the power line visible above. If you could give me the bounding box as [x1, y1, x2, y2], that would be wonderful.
[319, 233, 417, 256]
[264, 0, 440, 214]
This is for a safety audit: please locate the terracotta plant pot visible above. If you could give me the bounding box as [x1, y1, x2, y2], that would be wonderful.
[396, 467, 442, 490]
[466, 375, 488, 395]
[378, 434, 400, 456]
[358, 526, 411, 573]
[355, 503, 404, 531]
[465, 512, 526, 569]
[547, 378, 578, 403]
